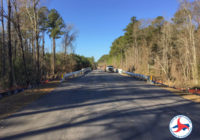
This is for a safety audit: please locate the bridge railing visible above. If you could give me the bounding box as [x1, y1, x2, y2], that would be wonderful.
[61, 67, 91, 82]
[125, 71, 149, 80]
[118, 69, 149, 81]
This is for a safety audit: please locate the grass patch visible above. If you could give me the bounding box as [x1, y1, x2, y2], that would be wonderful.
[0, 80, 60, 120]
[163, 87, 200, 103]
[191, 85, 200, 89]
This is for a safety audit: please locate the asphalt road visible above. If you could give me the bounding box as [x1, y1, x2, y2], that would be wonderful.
[0, 70, 200, 140]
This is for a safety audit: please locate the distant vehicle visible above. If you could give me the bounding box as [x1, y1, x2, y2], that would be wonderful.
[114, 68, 118, 73]
[106, 66, 114, 72]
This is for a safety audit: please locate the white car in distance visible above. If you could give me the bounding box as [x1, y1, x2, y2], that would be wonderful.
[106, 66, 114, 72]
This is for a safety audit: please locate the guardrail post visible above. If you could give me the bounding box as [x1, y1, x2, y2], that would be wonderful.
[147, 75, 154, 84]
[150, 75, 153, 81]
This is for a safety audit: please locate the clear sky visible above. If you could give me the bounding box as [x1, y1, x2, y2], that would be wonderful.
[47, 0, 179, 61]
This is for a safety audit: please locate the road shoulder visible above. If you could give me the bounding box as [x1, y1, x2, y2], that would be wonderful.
[119, 73, 200, 103]
[0, 80, 60, 120]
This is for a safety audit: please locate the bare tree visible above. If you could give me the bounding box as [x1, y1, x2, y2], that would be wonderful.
[61, 25, 76, 72]
[12, 0, 29, 84]
[181, 0, 199, 85]
[63, 25, 76, 55]
[25, 0, 40, 81]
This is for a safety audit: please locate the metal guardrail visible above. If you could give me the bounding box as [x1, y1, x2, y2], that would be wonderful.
[125, 71, 149, 80]
[118, 69, 200, 95]
[0, 68, 91, 99]
[61, 67, 91, 82]
[0, 88, 26, 100]
[118, 69, 149, 81]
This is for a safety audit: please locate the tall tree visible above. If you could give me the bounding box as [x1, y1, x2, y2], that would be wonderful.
[62, 25, 76, 55]
[12, 0, 29, 85]
[38, 6, 49, 78]
[46, 9, 65, 74]
[7, 0, 14, 87]
[62, 25, 76, 71]
[1, 0, 5, 76]
[38, 6, 49, 61]
[25, 0, 41, 82]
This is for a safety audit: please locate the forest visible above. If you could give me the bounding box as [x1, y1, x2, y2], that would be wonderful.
[0, 0, 95, 89]
[98, 0, 200, 88]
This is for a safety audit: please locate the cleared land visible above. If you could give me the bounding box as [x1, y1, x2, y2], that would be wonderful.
[0, 80, 60, 120]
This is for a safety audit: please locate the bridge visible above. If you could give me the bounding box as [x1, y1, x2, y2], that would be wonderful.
[0, 70, 200, 140]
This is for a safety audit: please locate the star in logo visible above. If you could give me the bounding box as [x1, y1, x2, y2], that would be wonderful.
[172, 118, 190, 133]
[169, 115, 192, 138]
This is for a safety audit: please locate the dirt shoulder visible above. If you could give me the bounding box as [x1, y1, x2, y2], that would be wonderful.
[161, 86, 200, 103]
[0, 80, 60, 120]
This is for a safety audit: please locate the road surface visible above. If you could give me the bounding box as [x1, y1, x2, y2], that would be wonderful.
[0, 70, 200, 140]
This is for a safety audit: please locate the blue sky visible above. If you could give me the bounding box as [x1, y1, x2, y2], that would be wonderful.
[47, 0, 179, 61]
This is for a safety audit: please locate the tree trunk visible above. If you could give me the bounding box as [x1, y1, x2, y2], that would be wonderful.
[31, 32, 35, 62]
[191, 29, 198, 85]
[7, 0, 13, 88]
[33, 0, 40, 83]
[18, 32, 28, 85]
[14, 39, 17, 60]
[42, 33, 45, 59]
[41, 32, 45, 78]
[1, 0, 5, 76]
[187, 12, 198, 85]
[12, 0, 29, 85]
[52, 38, 56, 75]
[36, 33, 40, 82]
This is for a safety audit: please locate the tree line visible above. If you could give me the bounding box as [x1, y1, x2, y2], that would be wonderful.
[0, 0, 95, 89]
[98, 0, 200, 88]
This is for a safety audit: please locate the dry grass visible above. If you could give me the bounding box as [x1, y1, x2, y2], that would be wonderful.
[162, 87, 200, 103]
[0, 80, 60, 120]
